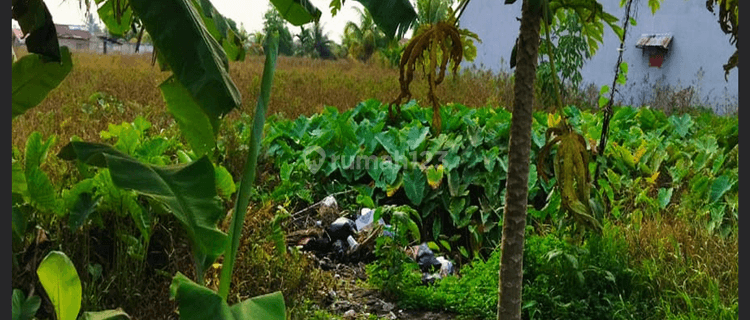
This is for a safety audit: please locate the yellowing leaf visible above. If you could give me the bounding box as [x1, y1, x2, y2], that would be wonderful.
[426, 164, 445, 189]
[633, 144, 647, 164]
[386, 178, 403, 197]
[646, 171, 660, 185]
[547, 113, 561, 127]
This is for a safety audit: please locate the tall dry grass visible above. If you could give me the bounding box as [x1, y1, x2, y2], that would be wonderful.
[12, 51, 522, 152]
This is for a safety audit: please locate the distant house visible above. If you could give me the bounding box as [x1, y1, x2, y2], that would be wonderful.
[55, 24, 93, 51]
[12, 24, 153, 55]
[460, 0, 738, 114]
[12, 28, 25, 46]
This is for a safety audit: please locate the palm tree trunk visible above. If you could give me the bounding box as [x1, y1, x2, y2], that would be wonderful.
[497, 0, 541, 319]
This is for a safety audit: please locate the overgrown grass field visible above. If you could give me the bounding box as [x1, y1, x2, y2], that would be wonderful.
[11, 50, 737, 320]
[12, 50, 519, 152]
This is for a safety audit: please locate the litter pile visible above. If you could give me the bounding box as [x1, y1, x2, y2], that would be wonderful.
[287, 195, 456, 283]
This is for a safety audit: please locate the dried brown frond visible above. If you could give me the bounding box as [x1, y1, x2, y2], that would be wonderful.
[537, 124, 601, 233]
[389, 21, 474, 133]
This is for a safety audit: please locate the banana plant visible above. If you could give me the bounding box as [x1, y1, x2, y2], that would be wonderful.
[34, 251, 130, 320]
[27, 0, 419, 317]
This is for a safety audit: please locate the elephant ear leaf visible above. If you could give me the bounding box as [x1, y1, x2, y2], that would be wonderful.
[58, 142, 227, 279]
[11, 289, 41, 320]
[169, 272, 286, 320]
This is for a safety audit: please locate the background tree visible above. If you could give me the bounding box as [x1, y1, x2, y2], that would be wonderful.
[263, 7, 295, 56]
[413, 0, 455, 29]
[341, 7, 388, 61]
[247, 31, 266, 55]
[295, 21, 336, 59]
[705, 0, 738, 79]
[498, 0, 621, 318]
[497, 0, 541, 318]
[84, 12, 102, 34]
[536, 10, 589, 107]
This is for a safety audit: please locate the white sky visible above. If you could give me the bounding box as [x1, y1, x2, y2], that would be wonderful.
[34, 0, 368, 43]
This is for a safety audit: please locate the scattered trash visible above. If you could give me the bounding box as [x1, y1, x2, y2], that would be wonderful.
[322, 195, 337, 209]
[294, 196, 458, 288]
[346, 235, 359, 253]
[343, 309, 357, 319]
[332, 239, 346, 259]
[415, 243, 443, 273]
[406, 243, 456, 285]
[355, 208, 386, 232]
[436, 256, 454, 277]
[328, 217, 357, 241]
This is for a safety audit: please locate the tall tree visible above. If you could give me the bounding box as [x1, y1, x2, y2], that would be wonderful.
[295, 21, 336, 59]
[341, 7, 388, 61]
[263, 7, 295, 56]
[413, 0, 455, 29]
[497, 0, 541, 318]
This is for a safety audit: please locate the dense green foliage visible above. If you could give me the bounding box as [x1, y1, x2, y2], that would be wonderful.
[368, 227, 654, 320]
[260, 100, 738, 258]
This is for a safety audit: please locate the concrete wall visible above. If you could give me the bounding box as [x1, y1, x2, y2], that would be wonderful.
[460, 0, 738, 114]
[57, 38, 154, 55]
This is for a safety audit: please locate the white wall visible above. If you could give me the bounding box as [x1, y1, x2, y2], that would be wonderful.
[460, 0, 738, 114]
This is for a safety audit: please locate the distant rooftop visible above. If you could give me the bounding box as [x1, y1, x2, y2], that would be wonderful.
[55, 24, 92, 41]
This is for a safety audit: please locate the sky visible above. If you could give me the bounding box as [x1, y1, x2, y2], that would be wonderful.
[32, 0, 368, 43]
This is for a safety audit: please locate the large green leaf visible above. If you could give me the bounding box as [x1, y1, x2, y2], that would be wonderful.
[269, 0, 322, 26]
[26, 167, 61, 215]
[355, 0, 417, 39]
[24, 131, 56, 170]
[403, 165, 426, 206]
[406, 124, 429, 151]
[68, 192, 101, 230]
[160, 77, 216, 157]
[36, 251, 82, 320]
[191, 0, 246, 61]
[129, 0, 242, 132]
[214, 164, 237, 200]
[12, 161, 27, 196]
[219, 32, 280, 300]
[170, 272, 286, 320]
[11, 289, 41, 320]
[710, 175, 734, 204]
[668, 114, 693, 138]
[657, 187, 673, 210]
[11, 0, 61, 60]
[96, 0, 134, 37]
[12, 194, 29, 245]
[12, 47, 73, 119]
[58, 142, 227, 278]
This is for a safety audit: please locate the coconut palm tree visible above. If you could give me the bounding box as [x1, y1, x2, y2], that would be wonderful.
[247, 31, 265, 55]
[413, 0, 455, 30]
[341, 7, 389, 62]
[295, 21, 336, 59]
